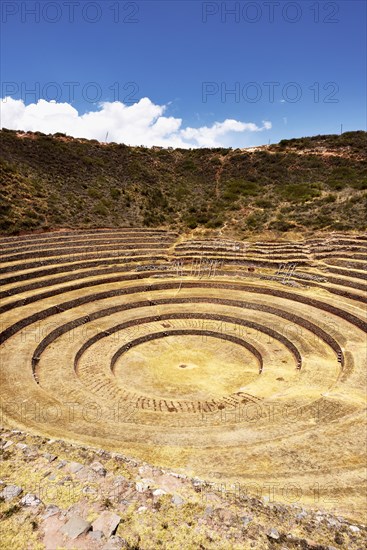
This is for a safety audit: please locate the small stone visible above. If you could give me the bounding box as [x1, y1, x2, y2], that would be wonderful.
[67, 462, 84, 474]
[135, 479, 153, 493]
[304, 538, 323, 548]
[58, 475, 73, 485]
[172, 494, 184, 506]
[204, 506, 213, 517]
[42, 504, 61, 519]
[137, 506, 148, 513]
[0, 485, 23, 501]
[152, 489, 166, 497]
[74, 466, 91, 480]
[82, 486, 98, 496]
[103, 535, 127, 549]
[44, 453, 57, 463]
[241, 515, 253, 526]
[89, 530, 104, 541]
[23, 448, 38, 460]
[20, 493, 43, 507]
[16, 443, 28, 450]
[135, 482, 145, 493]
[327, 518, 341, 529]
[92, 511, 121, 538]
[90, 461, 107, 476]
[267, 527, 280, 540]
[296, 511, 308, 520]
[349, 525, 360, 533]
[60, 515, 91, 539]
[113, 476, 127, 486]
[2, 440, 14, 450]
[215, 508, 236, 525]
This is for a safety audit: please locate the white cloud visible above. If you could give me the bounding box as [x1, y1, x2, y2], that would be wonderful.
[0, 97, 271, 148]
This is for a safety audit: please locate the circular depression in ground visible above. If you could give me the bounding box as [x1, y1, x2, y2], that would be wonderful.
[113, 334, 259, 400]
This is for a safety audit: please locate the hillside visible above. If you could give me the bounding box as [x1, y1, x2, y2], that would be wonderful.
[1, 428, 366, 550]
[0, 129, 366, 236]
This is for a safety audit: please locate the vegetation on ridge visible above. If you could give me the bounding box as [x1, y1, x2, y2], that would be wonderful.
[0, 129, 366, 235]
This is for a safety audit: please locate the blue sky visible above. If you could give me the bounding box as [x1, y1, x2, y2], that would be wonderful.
[1, 0, 366, 147]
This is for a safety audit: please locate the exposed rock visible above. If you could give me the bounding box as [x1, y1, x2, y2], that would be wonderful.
[103, 535, 128, 549]
[90, 461, 107, 476]
[0, 484, 23, 501]
[42, 504, 61, 519]
[138, 465, 153, 476]
[152, 488, 166, 497]
[20, 493, 43, 507]
[60, 515, 91, 539]
[58, 475, 73, 485]
[82, 485, 98, 496]
[2, 440, 14, 450]
[44, 452, 57, 463]
[241, 515, 253, 526]
[267, 527, 280, 540]
[74, 465, 94, 480]
[0, 426, 365, 549]
[302, 539, 325, 548]
[214, 507, 237, 525]
[23, 448, 38, 460]
[96, 449, 111, 459]
[204, 506, 214, 517]
[113, 475, 127, 486]
[170, 472, 187, 479]
[136, 478, 153, 493]
[66, 461, 84, 474]
[172, 494, 184, 506]
[326, 517, 341, 529]
[92, 511, 121, 538]
[89, 530, 104, 540]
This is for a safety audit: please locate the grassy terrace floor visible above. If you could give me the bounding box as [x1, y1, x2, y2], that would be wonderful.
[1, 229, 366, 531]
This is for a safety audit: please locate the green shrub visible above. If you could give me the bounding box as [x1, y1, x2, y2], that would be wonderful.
[88, 188, 102, 199]
[93, 202, 108, 216]
[279, 183, 321, 202]
[327, 179, 344, 190]
[110, 187, 121, 200]
[269, 219, 297, 231]
[255, 198, 273, 208]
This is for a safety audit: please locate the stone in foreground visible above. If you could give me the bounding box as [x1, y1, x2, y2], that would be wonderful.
[92, 511, 121, 538]
[60, 515, 92, 539]
[20, 493, 43, 507]
[0, 485, 23, 501]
